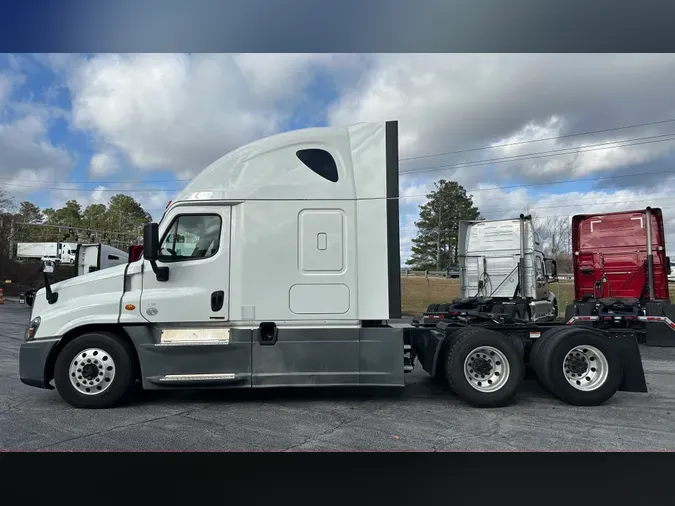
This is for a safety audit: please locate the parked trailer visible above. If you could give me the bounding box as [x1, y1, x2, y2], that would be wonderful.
[16, 242, 76, 264]
[18, 121, 647, 409]
[565, 208, 675, 347]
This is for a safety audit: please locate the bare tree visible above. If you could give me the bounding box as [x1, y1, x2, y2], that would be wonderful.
[525, 207, 573, 273]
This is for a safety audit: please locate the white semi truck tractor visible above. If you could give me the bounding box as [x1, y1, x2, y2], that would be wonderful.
[422, 216, 559, 325]
[19, 121, 647, 409]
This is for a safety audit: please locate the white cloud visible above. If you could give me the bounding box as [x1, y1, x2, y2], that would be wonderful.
[88, 152, 119, 177]
[0, 74, 12, 106]
[329, 54, 675, 186]
[8, 53, 675, 262]
[65, 53, 355, 177]
[324, 54, 675, 261]
[0, 114, 73, 197]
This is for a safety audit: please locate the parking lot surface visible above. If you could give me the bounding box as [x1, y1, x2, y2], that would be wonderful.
[2, 302, 675, 451]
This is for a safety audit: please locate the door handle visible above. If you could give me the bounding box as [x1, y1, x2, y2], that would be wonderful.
[211, 291, 225, 312]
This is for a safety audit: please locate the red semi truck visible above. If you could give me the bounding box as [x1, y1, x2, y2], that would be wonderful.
[564, 207, 675, 347]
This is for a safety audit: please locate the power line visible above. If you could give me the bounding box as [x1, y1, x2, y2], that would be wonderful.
[5, 131, 673, 192]
[2, 127, 675, 201]
[399, 117, 675, 162]
[3, 166, 675, 202]
[15, 222, 140, 236]
[4, 125, 675, 188]
[399, 196, 675, 229]
[397, 168, 675, 200]
[400, 133, 675, 176]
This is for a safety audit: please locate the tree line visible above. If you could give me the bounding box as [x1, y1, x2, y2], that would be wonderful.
[1, 179, 574, 279]
[405, 180, 572, 273]
[0, 187, 153, 280]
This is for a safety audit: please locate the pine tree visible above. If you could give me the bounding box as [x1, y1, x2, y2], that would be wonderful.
[406, 180, 481, 271]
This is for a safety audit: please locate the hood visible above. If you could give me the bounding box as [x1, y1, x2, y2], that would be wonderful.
[32, 263, 128, 319]
[48, 263, 128, 292]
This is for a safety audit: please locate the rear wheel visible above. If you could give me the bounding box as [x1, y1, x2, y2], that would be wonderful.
[54, 331, 137, 409]
[445, 327, 525, 407]
[536, 328, 622, 406]
[529, 326, 574, 393]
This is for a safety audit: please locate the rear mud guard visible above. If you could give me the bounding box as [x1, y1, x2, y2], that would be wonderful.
[610, 332, 648, 393]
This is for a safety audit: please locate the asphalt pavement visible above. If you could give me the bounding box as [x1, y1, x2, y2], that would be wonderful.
[2, 301, 675, 450]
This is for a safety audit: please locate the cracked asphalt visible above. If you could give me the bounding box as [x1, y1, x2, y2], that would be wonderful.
[2, 302, 675, 450]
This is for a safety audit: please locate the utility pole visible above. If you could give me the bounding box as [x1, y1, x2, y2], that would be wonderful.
[8, 217, 15, 260]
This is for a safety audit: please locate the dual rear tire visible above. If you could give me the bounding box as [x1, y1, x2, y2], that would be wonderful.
[438, 325, 624, 408]
[530, 326, 623, 406]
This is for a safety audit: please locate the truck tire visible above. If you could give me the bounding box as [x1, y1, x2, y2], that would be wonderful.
[529, 326, 575, 393]
[444, 327, 525, 408]
[537, 328, 623, 406]
[54, 331, 137, 409]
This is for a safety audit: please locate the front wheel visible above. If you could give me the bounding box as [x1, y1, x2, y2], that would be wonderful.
[54, 331, 137, 409]
[445, 327, 525, 408]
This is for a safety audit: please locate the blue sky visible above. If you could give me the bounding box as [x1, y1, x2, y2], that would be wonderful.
[3, 53, 675, 260]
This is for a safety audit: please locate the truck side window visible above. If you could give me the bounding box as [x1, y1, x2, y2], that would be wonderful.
[535, 256, 543, 278]
[158, 214, 222, 262]
[296, 149, 339, 183]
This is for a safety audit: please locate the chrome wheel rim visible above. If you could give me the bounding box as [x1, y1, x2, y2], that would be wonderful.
[463, 346, 510, 392]
[68, 348, 116, 395]
[563, 345, 608, 391]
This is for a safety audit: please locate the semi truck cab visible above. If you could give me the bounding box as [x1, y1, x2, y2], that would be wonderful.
[20, 121, 408, 407]
[565, 207, 675, 347]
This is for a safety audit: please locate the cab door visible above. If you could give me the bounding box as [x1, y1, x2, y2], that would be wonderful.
[137, 204, 251, 386]
[140, 205, 230, 323]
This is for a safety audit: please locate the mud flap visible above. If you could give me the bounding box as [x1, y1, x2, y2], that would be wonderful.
[610, 331, 648, 393]
[645, 322, 675, 347]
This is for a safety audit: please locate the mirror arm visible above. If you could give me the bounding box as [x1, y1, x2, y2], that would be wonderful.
[42, 271, 58, 304]
[148, 260, 170, 282]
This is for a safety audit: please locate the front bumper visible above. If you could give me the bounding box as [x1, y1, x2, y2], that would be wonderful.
[19, 338, 60, 389]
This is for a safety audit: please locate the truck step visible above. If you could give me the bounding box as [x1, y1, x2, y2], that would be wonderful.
[146, 373, 246, 387]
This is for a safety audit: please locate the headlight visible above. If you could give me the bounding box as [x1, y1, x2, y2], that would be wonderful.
[25, 316, 41, 341]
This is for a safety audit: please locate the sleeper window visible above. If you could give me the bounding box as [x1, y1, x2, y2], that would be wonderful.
[158, 214, 222, 262]
[296, 149, 339, 183]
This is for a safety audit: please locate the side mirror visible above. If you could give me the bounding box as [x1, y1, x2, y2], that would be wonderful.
[143, 222, 169, 282]
[667, 256, 672, 275]
[41, 261, 55, 274]
[143, 223, 159, 261]
[545, 258, 558, 282]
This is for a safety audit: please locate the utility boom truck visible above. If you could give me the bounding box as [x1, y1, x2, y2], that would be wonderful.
[564, 207, 675, 347]
[19, 121, 647, 409]
[423, 216, 558, 326]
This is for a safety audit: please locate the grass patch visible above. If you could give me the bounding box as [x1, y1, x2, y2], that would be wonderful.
[400, 277, 675, 317]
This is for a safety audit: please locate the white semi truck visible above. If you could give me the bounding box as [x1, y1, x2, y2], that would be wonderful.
[19, 121, 648, 409]
[16, 242, 77, 264]
[74, 243, 129, 276]
[423, 216, 558, 325]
